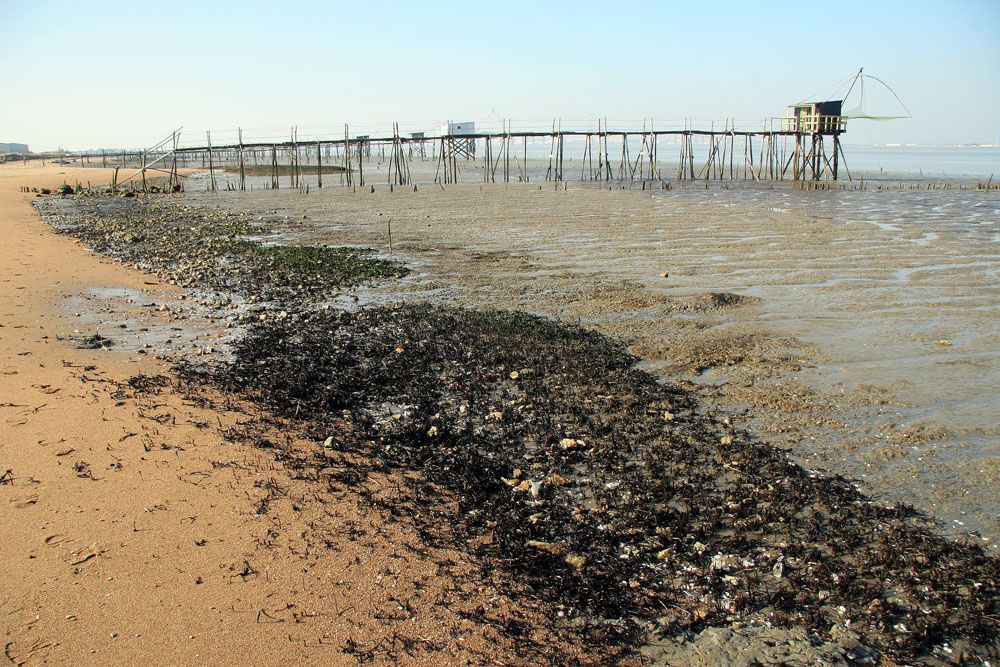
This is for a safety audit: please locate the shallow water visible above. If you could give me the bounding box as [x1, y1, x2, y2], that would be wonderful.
[187, 182, 999, 543]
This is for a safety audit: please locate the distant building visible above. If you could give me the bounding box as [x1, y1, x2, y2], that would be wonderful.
[439, 121, 475, 136]
[0, 142, 29, 153]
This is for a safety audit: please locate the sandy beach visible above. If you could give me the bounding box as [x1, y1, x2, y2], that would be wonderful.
[4, 162, 999, 665]
[0, 163, 578, 665]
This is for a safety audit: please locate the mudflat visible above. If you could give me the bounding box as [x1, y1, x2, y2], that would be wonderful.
[188, 181, 1000, 542]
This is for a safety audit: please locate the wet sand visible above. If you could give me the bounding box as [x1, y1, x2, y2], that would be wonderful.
[186, 182, 999, 544]
[0, 164, 576, 665]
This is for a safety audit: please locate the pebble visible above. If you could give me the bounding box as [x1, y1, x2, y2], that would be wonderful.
[559, 437, 585, 450]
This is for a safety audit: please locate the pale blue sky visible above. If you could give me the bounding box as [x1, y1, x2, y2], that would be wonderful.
[1, 0, 997, 150]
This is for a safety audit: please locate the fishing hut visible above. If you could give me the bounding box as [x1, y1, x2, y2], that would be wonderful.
[440, 121, 476, 159]
[784, 100, 848, 181]
[354, 135, 372, 160]
[408, 131, 427, 158]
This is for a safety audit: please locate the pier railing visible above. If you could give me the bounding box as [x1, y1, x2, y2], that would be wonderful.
[779, 115, 848, 135]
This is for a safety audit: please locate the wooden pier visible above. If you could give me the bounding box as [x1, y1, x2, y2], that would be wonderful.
[88, 113, 850, 193]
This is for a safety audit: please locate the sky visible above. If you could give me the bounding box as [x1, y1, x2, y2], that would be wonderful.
[1, 0, 998, 151]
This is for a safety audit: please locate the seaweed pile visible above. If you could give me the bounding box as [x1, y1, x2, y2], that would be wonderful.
[207, 303, 997, 664]
[41, 195, 405, 300]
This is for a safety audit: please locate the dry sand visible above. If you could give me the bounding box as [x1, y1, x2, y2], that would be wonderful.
[0, 164, 571, 665]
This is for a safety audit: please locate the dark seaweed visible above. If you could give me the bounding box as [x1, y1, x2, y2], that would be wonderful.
[208, 303, 999, 664]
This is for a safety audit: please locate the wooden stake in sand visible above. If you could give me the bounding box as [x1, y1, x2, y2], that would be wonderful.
[206, 131, 217, 193]
[238, 128, 246, 191]
[316, 140, 323, 189]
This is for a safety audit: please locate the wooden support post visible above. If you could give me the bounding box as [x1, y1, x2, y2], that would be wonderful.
[812, 134, 820, 180]
[344, 124, 353, 187]
[603, 119, 611, 182]
[727, 129, 733, 181]
[484, 135, 491, 183]
[835, 137, 851, 181]
[545, 119, 555, 182]
[206, 132, 217, 193]
[505, 121, 510, 183]
[238, 128, 246, 191]
[832, 133, 840, 181]
[678, 132, 685, 181]
[557, 119, 564, 182]
[596, 121, 604, 181]
[291, 126, 299, 189]
[688, 134, 695, 181]
[434, 137, 443, 184]
[170, 131, 179, 191]
[316, 140, 323, 188]
[271, 144, 279, 190]
[793, 133, 801, 181]
[649, 118, 663, 181]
